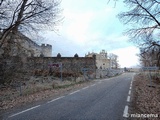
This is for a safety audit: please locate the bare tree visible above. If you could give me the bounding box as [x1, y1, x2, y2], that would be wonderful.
[107, 0, 119, 7]
[118, 0, 160, 42]
[108, 53, 119, 69]
[0, 0, 62, 49]
[139, 45, 160, 67]
[118, 0, 160, 67]
[0, 0, 62, 85]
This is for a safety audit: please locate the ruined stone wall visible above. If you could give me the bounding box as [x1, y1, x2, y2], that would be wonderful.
[0, 32, 52, 57]
[0, 57, 96, 84]
[27, 57, 96, 76]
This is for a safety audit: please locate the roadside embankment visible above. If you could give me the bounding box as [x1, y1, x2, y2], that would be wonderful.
[130, 72, 160, 120]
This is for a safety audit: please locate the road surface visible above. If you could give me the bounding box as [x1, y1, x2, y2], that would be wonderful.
[3, 73, 134, 120]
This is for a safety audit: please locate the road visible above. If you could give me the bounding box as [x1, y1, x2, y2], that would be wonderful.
[3, 73, 134, 120]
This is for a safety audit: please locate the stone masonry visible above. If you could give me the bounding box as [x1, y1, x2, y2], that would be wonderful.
[0, 32, 52, 57]
[0, 56, 96, 84]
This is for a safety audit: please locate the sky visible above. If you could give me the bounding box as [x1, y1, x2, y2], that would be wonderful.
[42, 0, 140, 68]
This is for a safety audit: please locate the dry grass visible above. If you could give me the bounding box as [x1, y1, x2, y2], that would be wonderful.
[0, 77, 93, 110]
[130, 73, 160, 120]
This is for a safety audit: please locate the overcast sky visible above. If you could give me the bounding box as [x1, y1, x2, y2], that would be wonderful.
[42, 0, 140, 68]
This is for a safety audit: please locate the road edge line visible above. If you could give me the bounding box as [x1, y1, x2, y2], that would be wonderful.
[47, 96, 65, 103]
[123, 105, 129, 118]
[9, 105, 41, 118]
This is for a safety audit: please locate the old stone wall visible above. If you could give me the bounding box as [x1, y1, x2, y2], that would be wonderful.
[0, 57, 96, 84]
[28, 57, 96, 78]
[0, 32, 52, 57]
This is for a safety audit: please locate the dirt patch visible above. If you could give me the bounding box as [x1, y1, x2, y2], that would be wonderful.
[129, 73, 160, 120]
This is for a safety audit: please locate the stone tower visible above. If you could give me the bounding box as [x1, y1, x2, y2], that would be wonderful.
[41, 44, 52, 57]
[99, 49, 108, 58]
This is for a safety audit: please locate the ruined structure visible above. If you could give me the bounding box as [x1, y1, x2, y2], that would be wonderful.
[29, 57, 96, 75]
[86, 50, 110, 69]
[0, 32, 52, 57]
[0, 56, 96, 84]
[0, 31, 97, 84]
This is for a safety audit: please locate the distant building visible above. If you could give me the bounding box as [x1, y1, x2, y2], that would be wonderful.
[86, 50, 110, 69]
[0, 32, 52, 57]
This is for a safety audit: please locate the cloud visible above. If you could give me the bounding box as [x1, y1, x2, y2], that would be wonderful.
[42, 0, 140, 67]
[108, 46, 140, 68]
[61, 0, 119, 47]
[64, 11, 94, 45]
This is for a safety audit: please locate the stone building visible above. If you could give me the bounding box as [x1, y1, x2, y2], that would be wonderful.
[0, 32, 52, 57]
[86, 50, 110, 69]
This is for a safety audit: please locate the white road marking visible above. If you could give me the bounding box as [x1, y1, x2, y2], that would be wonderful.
[123, 74, 135, 118]
[9, 105, 41, 118]
[123, 105, 129, 118]
[127, 96, 130, 102]
[90, 84, 96, 87]
[129, 86, 132, 90]
[69, 90, 80, 95]
[82, 86, 89, 90]
[106, 78, 112, 80]
[94, 77, 112, 82]
[128, 90, 131, 95]
[47, 96, 65, 103]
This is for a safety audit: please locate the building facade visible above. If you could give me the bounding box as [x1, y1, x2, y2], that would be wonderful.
[86, 50, 110, 69]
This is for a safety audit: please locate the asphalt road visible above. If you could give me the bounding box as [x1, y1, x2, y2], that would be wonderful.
[4, 73, 134, 120]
